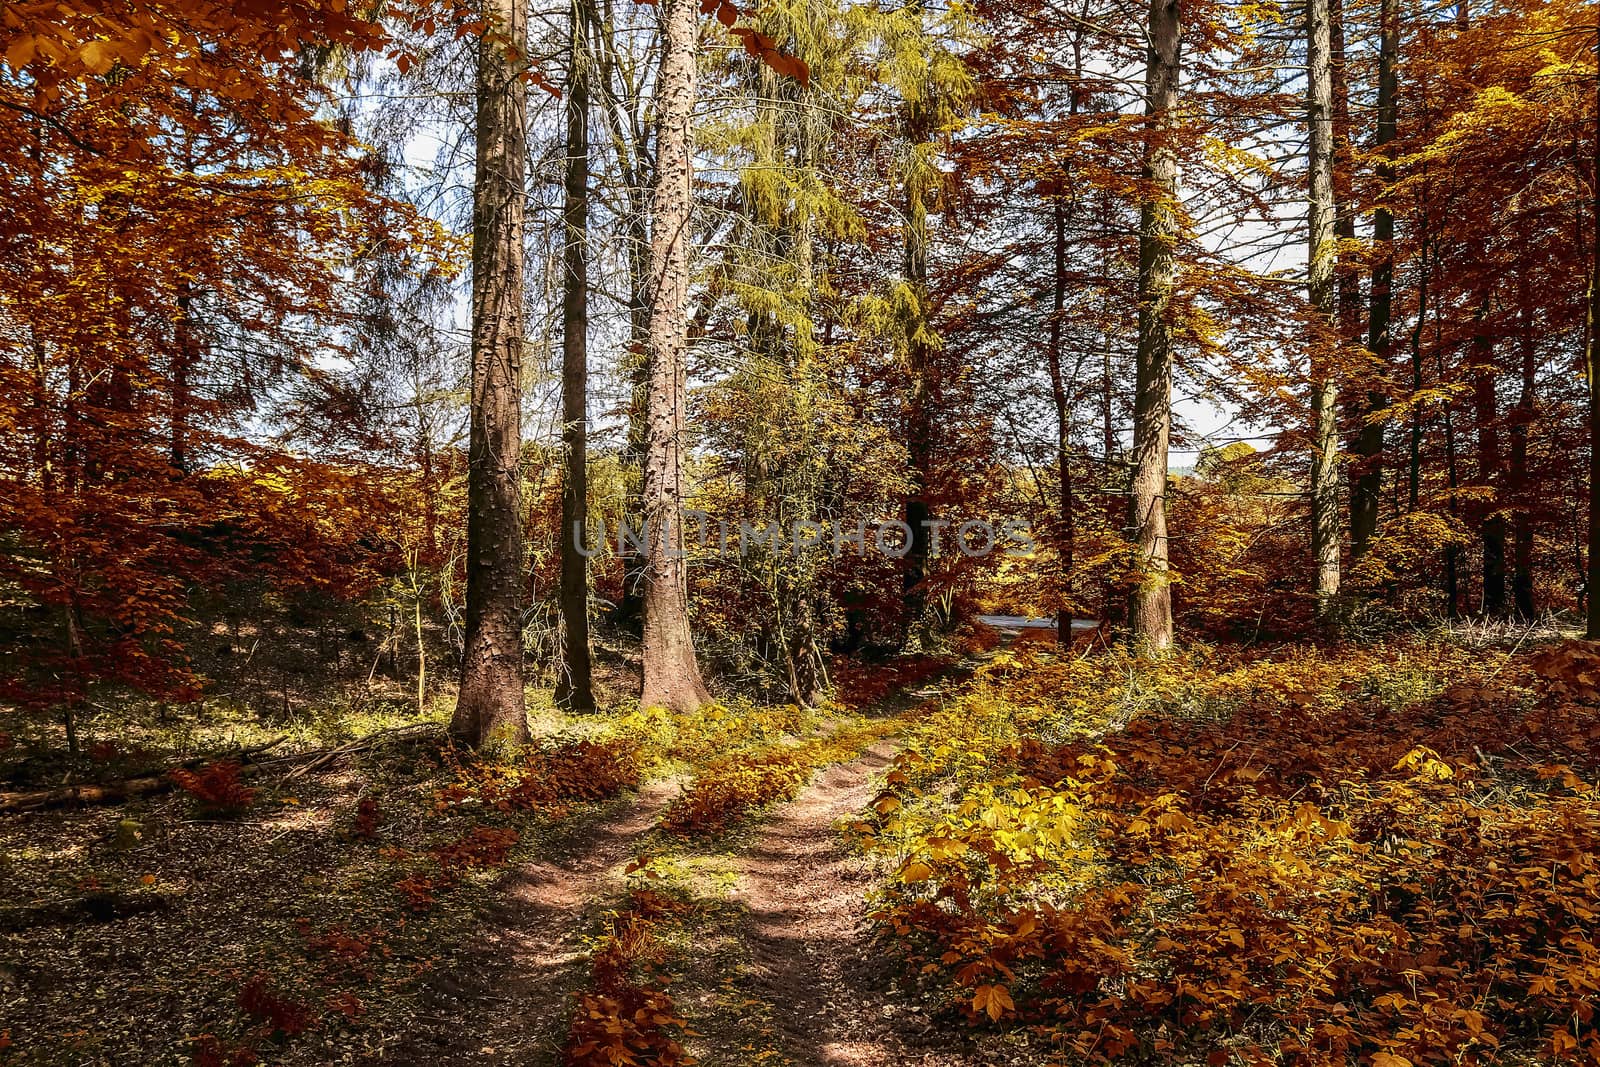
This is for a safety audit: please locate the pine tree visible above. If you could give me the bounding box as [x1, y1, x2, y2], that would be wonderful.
[454, 0, 531, 747]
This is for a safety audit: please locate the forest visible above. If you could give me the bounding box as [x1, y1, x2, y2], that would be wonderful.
[4, 0, 1600, 1063]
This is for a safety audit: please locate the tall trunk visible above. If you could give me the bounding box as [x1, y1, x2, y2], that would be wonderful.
[556, 0, 596, 712]
[453, 0, 530, 748]
[172, 285, 197, 473]
[1350, 0, 1398, 559]
[1436, 303, 1460, 616]
[1586, 7, 1600, 639]
[1330, 0, 1361, 337]
[1511, 267, 1536, 616]
[902, 107, 935, 642]
[1126, 0, 1180, 651]
[1047, 197, 1074, 645]
[640, 0, 711, 712]
[1407, 242, 1432, 512]
[1307, 0, 1341, 621]
[1470, 297, 1508, 616]
[597, 5, 652, 634]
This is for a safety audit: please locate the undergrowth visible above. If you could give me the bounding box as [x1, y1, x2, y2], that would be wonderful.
[856, 638, 1600, 1065]
[660, 718, 896, 836]
[562, 879, 700, 1067]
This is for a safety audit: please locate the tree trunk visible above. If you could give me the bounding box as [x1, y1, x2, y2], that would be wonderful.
[1406, 243, 1432, 512]
[556, 0, 596, 713]
[1350, 0, 1398, 559]
[1511, 266, 1536, 617]
[1436, 300, 1460, 616]
[1047, 197, 1074, 645]
[1586, 7, 1600, 639]
[172, 285, 197, 474]
[1307, 0, 1341, 622]
[902, 106, 935, 643]
[1470, 297, 1508, 616]
[1126, 0, 1179, 651]
[453, 0, 530, 748]
[640, 0, 712, 712]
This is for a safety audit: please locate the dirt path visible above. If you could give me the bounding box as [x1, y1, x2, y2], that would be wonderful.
[382, 777, 679, 1067]
[384, 649, 1011, 1067]
[729, 740, 984, 1067]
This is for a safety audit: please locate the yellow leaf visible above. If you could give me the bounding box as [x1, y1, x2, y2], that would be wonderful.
[972, 983, 1014, 1021]
[1371, 1054, 1413, 1067]
[78, 39, 115, 73]
[901, 861, 933, 883]
[5, 35, 36, 68]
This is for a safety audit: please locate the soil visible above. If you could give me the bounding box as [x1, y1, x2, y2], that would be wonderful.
[377, 777, 680, 1066]
[725, 739, 986, 1067]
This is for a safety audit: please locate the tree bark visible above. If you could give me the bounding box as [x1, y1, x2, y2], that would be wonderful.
[1126, 0, 1180, 651]
[1307, 0, 1341, 622]
[1511, 266, 1536, 617]
[556, 0, 596, 713]
[1586, 7, 1600, 639]
[902, 104, 935, 642]
[1350, 0, 1398, 560]
[453, 0, 530, 748]
[1047, 197, 1075, 645]
[1469, 297, 1508, 616]
[640, 0, 712, 712]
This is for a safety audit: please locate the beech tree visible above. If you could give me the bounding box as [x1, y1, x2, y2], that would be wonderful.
[1349, 0, 1398, 562]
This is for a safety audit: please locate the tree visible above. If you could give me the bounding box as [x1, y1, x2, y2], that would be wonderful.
[1126, 0, 1180, 650]
[453, 0, 531, 747]
[640, 0, 713, 713]
[0, 0, 439, 745]
[556, 0, 597, 713]
[1307, 0, 1342, 620]
[1350, 0, 1399, 561]
[1587, 3, 1600, 639]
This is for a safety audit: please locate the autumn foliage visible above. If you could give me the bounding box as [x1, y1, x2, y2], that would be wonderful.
[562, 887, 698, 1067]
[169, 760, 256, 816]
[0, 0, 445, 714]
[862, 643, 1600, 1064]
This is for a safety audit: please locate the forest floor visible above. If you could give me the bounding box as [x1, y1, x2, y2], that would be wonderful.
[6, 618, 1600, 1066]
[0, 620, 982, 1067]
[376, 642, 1006, 1067]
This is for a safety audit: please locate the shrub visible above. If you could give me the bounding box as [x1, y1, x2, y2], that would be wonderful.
[860, 640, 1600, 1064]
[563, 890, 697, 1067]
[169, 760, 256, 815]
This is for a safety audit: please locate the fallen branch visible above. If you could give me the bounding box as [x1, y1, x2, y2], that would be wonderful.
[277, 723, 445, 780]
[0, 889, 177, 932]
[0, 737, 287, 814]
[0, 723, 447, 814]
